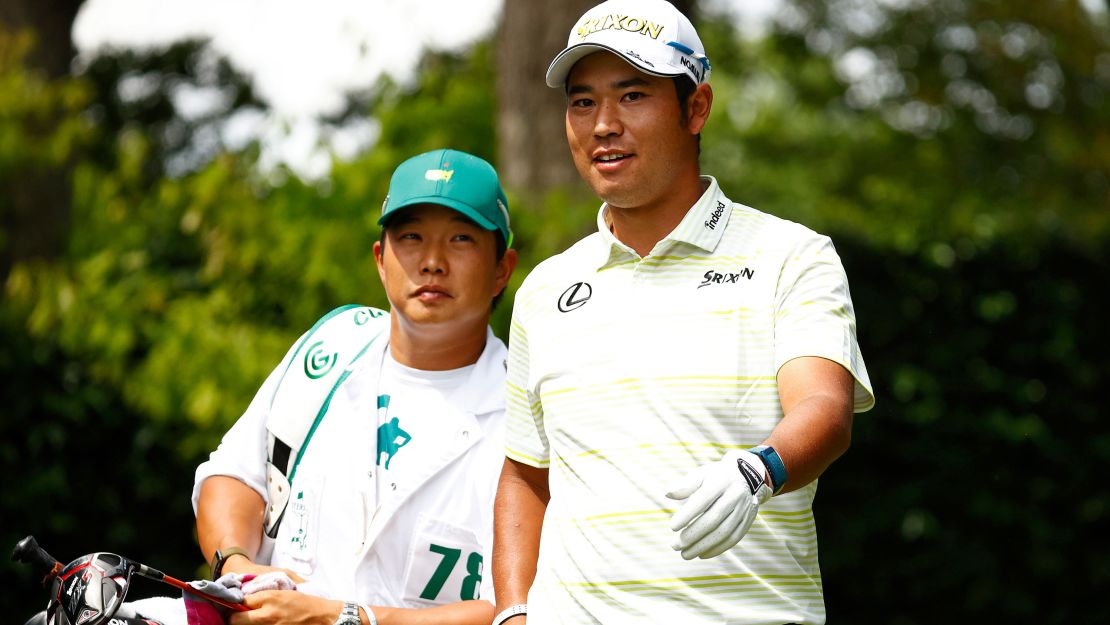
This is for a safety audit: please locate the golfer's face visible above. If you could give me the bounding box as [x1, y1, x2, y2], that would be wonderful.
[374, 204, 508, 331]
[564, 51, 693, 211]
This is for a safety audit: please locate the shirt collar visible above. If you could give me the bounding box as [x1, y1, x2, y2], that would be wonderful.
[593, 176, 731, 268]
[351, 327, 507, 419]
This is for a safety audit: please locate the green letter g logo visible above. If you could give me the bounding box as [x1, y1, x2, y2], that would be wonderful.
[304, 341, 337, 379]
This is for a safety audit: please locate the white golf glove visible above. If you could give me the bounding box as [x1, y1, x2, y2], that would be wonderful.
[666, 449, 773, 560]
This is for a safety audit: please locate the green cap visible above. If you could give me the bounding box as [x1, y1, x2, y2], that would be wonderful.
[379, 149, 513, 247]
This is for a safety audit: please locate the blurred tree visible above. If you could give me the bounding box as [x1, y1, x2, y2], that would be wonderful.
[0, 0, 82, 77]
[0, 29, 265, 277]
[496, 0, 593, 192]
[700, 0, 1110, 254]
[0, 21, 82, 275]
[819, 236, 1109, 624]
[0, 0, 83, 276]
[77, 40, 265, 181]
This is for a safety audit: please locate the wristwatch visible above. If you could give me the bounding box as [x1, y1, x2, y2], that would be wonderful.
[333, 601, 361, 625]
[209, 546, 250, 580]
[750, 445, 788, 494]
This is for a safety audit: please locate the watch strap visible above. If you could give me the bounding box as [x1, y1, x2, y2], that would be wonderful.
[751, 445, 787, 494]
[359, 603, 378, 625]
[492, 604, 528, 625]
[210, 546, 250, 580]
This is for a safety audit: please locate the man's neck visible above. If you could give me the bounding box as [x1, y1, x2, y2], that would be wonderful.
[608, 175, 708, 257]
[388, 317, 488, 371]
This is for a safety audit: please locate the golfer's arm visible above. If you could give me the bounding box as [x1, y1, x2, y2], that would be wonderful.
[196, 475, 266, 564]
[764, 356, 855, 494]
[493, 458, 550, 615]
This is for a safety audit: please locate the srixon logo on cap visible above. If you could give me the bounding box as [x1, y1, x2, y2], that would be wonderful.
[576, 15, 666, 42]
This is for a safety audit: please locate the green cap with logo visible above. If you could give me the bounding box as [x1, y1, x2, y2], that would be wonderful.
[379, 149, 513, 247]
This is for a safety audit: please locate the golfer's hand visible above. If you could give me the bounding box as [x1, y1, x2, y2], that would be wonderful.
[229, 590, 340, 625]
[665, 449, 773, 560]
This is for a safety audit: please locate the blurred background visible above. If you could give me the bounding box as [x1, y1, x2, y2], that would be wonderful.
[2, 0, 1107, 622]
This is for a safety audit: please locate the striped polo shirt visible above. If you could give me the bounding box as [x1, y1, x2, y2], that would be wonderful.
[505, 177, 874, 625]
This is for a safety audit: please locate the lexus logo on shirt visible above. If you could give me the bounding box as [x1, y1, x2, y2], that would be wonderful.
[558, 282, 592, 312]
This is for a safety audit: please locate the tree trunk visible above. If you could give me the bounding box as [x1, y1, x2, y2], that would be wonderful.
[0, 0, 82, 276]
[495, 0, 699, 195]
[0, 0, 82, 77]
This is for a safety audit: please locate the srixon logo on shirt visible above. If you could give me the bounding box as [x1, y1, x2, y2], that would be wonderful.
[703, 201, 725, 230]
[698, 267, 755, 288]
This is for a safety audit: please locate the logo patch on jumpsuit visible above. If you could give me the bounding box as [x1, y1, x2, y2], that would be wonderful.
[376, 394, 412, 469]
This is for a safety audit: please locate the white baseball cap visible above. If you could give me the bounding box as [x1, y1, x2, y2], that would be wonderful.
[545, 0, 711, 88]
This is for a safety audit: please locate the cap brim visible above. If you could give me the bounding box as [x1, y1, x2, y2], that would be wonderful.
[545, 42, 684, 88]
[378, 196, 500, 234]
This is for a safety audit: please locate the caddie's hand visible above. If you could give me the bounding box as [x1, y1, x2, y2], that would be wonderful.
[228, 590, 339, 625]
[222, 556, 306, 584]
[665, 449, 773, 560]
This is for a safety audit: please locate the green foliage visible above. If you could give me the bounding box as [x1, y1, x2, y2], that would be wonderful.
[0, 30, 92, 172]
[0, 28, 95, 269]
[373, 44, 500, 164]
[700, 1, 1110, 256]
[820, 237, 1108, 623]
[77, 38, 264, 179]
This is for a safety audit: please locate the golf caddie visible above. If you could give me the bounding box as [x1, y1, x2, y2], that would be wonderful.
[192, 148, 517, 625]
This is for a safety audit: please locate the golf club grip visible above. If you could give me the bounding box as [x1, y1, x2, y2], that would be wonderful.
[11, 536, 63, 585]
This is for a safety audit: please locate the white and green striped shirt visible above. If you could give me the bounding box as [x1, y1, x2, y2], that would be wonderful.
[506, 177, 874, 625]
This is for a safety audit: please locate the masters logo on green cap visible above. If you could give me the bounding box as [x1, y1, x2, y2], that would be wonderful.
[379, 149, 513, 247]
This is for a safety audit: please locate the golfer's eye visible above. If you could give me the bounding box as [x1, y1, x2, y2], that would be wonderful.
[570, 97, 594, 108]
[623, 91, 645, 102]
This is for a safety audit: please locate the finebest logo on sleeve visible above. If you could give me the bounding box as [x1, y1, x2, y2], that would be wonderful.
[575, 14, 665, 42]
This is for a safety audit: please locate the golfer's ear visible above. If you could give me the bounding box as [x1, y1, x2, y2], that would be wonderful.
[687, 83, 713, 134]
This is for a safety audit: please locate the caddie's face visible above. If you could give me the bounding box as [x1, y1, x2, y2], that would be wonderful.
[374, 204, 513, 332]
[564, 51, 704, 211]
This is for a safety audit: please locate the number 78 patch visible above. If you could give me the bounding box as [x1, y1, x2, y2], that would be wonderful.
[402, 516, 486, 606]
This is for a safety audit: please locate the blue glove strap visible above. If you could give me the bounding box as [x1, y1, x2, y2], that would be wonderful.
[751, 445, 787, 495]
